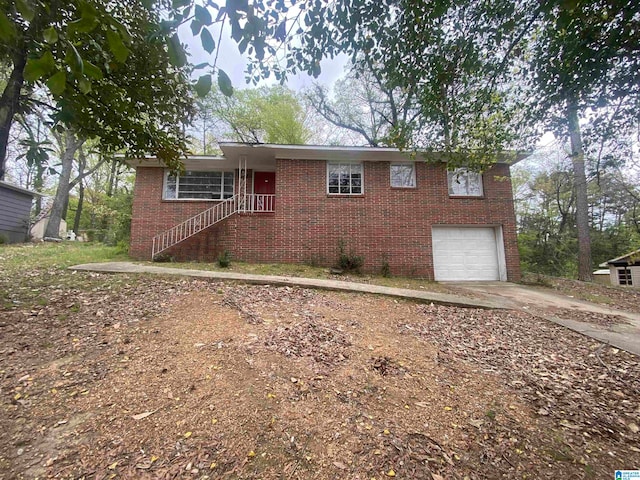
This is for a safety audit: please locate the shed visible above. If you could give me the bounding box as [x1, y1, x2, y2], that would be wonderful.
[0, 181, 40, 244]
[592, 269, 611, 285]
[599, 249, 640, 288]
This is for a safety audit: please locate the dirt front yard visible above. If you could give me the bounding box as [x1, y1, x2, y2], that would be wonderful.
[1, 248, 639, 479]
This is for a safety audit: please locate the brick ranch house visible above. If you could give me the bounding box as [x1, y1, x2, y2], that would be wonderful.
[128, 142, 525, 281]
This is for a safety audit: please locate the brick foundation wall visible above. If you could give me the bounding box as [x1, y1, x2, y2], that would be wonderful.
[129, 161, 521, 281]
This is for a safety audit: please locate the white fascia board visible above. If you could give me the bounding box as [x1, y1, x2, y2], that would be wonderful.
[219, 142, 531, 165]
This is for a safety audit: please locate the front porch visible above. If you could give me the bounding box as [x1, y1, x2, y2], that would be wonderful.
[150, 154, 276, 259]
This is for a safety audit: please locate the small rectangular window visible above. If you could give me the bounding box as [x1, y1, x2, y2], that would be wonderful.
[164, 170, 235, 200]
[448, 168, 483, 197]
[618, 268, 633, 286]
[327, 162, 363, 195]
[390, 163, 416, 188]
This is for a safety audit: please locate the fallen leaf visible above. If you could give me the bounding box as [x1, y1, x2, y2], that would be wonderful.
[248, 450, 256, 457]
[387, 469, 396, 477]
[628, 423, 639, 433]
[183, 431, 192, 438]
[333, 461, 347, 470]
[132, 410, 156, 420]
[108, 462, 118, 470]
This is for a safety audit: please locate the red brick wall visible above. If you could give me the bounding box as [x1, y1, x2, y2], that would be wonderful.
[129, 161, 521, 281]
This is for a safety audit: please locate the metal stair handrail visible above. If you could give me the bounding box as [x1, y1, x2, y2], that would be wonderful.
[151, 195, 239, 259]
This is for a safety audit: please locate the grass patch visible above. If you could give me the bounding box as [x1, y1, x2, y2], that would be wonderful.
[142, 259, 453, 292]
[0, 242, 129, 309]
[0, 242, 127, 275]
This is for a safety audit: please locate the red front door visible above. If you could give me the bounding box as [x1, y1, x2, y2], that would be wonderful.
[253, 172, 275, 211]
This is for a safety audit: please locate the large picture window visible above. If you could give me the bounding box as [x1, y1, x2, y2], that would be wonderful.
[164, 170, 234, 200]
[327, 162, 363, 195]
[447, 168, 483, 197]
[390, 163, 416, 188]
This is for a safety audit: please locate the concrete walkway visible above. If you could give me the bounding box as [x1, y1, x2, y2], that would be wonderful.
[69, 262, 640, 356]
[69, 262, 505, 309]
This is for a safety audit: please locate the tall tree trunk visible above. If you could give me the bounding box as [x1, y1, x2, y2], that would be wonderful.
[0, 48, 27, 180]
[73, 179, 84, 234]
[72, 146, 88, 234]
[33, 162, 45, 215]
[106, 157, 117, 197]
[44, 131, 84, 238]
[567, 101, 593, 282]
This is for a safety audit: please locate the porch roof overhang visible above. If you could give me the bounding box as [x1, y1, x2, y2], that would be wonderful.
[122, 143, 530, 169]
[122, 154, 276, 171]
[218, 142, 531, 165]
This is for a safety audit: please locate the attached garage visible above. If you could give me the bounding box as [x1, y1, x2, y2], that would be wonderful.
[432, 226, 507, 281]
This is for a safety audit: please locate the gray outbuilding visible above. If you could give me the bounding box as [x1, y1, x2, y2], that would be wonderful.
[0, 181, 40, 243]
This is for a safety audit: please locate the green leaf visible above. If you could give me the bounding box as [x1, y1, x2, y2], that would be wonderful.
[43, 26, 58, 44]
[194, 74, 212, 97]
[107, 30, 130, 63]
[15, 0, 35, 22]
[190, 19, 203, 36]
[67, 45, 84, 74]
[68, 13, 99, 33]
[46, 70, 67, 95]
[110, 18, 132, 43]
[78, 77, 92, 94]
[167, 34, 187, 67]
[23, 51, 55, 82]
[0, 12, 17, 41]
[200, 27, 215, 53]
[217, 69, 233, 96]
[194, 5, 212, 25]
[172, 0, 190, 8]
[83, 61, 103, 80]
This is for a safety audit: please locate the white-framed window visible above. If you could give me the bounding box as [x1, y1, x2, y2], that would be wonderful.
[327, 162, 363, 195]
[164, 170, 235, 200]
[390, 163, 416, 188]
[618, 268, 633, 286]
[447, 168, 483, 197]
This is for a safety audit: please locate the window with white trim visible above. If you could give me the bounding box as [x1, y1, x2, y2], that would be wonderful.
[327, 162, 363, 195]
[447, 168, 483, 197]
[390, 163, 416, 188]
[164, 170, 234, 200]
[618, 268, 633, 286]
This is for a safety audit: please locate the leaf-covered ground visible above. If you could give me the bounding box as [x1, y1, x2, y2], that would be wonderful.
[1, 244, 639, 479]
[523, 273, 640, 314]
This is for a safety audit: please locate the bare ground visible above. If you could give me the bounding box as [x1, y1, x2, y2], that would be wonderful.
[1, 273, 639, 479]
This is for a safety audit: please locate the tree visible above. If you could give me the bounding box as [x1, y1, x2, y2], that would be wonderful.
[525, 0, 640, 280]
[194, 85, 310, 147]
[305, 62, 420, 147]
[281, 0, 639, 281]
[0, 0, 197, 177]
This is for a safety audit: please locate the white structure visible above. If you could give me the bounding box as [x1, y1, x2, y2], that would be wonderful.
[600, 248, 640, 288]
[30, 216, 67, 240]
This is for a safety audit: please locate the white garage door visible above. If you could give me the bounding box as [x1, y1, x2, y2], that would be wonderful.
[432, 227, 504, 281]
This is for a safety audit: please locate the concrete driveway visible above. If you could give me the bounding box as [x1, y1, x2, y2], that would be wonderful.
[451, 282, 640, 356]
